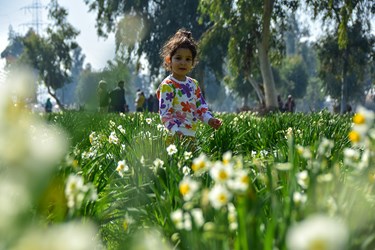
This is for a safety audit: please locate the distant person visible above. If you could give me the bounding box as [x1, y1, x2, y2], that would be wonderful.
[135, 89, 146, 112]
[97, 80, 109, 113]
[277, 95, 284, 112]
[284, 95, 295, 113]
[109, 80, 127, 113]
[346, 104, 352, 114]
[45, 98, 53, 113]
[146, 93, 158, 112]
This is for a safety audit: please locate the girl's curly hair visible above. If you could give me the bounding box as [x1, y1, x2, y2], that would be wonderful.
[160, 28, 198, 71]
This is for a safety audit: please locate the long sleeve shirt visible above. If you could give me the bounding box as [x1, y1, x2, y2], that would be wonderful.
[157, 75, 213, 137]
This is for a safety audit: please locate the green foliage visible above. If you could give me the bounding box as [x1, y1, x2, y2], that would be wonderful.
[198, 0, 300, 108]
[85, 0, 210, 78]
[316, 20, 374, 102]
[0, 29, 24, 64]
[278, 55, 309, 99]
[44, 110, 372, 249]
[305, 0, 375, 50]
[75, 58, 131, 110]
[17, 0, 80, 109]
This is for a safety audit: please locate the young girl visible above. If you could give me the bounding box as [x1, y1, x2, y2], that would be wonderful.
[157, 28, 222, 137]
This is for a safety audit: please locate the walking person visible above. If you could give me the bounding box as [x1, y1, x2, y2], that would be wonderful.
[97, 80, 109, 113]
[157, 28, 222, 138]
[109, 80, 127, 113]
[146, 93, 158, 112]
[284, 95, 296, 113]
[135, 89, 146, 112]
[45, 98, 53, 113]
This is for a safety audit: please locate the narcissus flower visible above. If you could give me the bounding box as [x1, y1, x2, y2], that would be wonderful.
[145, 118, 152, 124]
[349, 106, 375, 146]
[191, 153, 210, 175]
[349, 128, 361, 141]
[208, 184, 232, 209]
[108, 131, 119, 144]
[179, 177, 200, 201]
[116, 160, 129, 177]
[166, 144, 178, 155]
[227, 170, 249, 193]
[222, 151, 232, 165]
[296, 170, 309, 189]
[171, 209, 184, 229]
[286, 214, 348, 250]
[210, 161, 233, 184]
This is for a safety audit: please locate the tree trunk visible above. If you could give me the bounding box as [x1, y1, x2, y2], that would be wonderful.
[193, 63, 206, 92]
[340, 49, 348, 114]
[47, 86, 66, 111]
[248, 76, 265, 105]
[258, 0, 277, 110]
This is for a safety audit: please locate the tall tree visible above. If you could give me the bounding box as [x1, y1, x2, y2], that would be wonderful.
[20, 0, 80, 110]
[57, 47, 85, 105]
[1, 27, 24, 66]
[305, 0, 375, 113]
[84, 0, 210, 82]
[199, 0, 299, 110]
[316, 20, 374, 105]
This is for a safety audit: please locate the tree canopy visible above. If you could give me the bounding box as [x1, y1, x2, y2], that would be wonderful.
[84, 0, 210, 81]
[19, 0, 80, 109]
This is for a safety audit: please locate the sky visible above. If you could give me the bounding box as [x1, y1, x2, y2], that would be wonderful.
[0, 0, 116, 72]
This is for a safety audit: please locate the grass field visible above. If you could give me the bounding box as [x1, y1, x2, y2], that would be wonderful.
[1, 100, 375, 249]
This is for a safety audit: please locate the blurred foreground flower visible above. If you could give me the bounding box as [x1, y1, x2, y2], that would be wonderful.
[116, 160, 130, 177]
[0, 67, 101, 249]
[10, 221, 102, 250]
[208, 184, 232, 209]
[179, 177, 200, 201]
[129, 228, 173, 250]
[286, 214, 348, 250]
[349, 106, 374, 146]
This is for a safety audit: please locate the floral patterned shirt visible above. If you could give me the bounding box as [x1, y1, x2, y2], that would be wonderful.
[157, 75, 213, 137]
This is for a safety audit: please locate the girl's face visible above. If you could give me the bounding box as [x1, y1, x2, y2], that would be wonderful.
[170, 48, 193, 81]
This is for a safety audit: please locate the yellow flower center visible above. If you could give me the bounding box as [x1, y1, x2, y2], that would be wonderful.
[223, 159, 230, 165]
[117, 164, 124, 171]
[369, 172, 375, 183]
[353, 113, 365, 125]
[348, 130, 360, 143]
[192, 161, 204, 172]
[72, 160, 79, 168]
[308, 239, 327, 250]
[241, 175, 249, 184]
[218, 193, 227, 203]
[180, 183, 190, 196]
[218, 170, 228, 180]
[70, 183, 77, 191]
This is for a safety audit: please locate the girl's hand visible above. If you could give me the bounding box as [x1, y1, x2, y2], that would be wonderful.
[208, 118, 222, 130]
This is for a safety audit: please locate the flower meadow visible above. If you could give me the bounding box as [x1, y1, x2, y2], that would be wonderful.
[1, 71, 375, 250]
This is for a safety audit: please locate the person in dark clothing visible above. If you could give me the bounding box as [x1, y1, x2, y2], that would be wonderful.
[45, 98, 53, 113]
[284, 95, 296, 113]
[277, 95, 284, 112]
[146, 94, 158, 112]
[109, 80, 127, 113]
